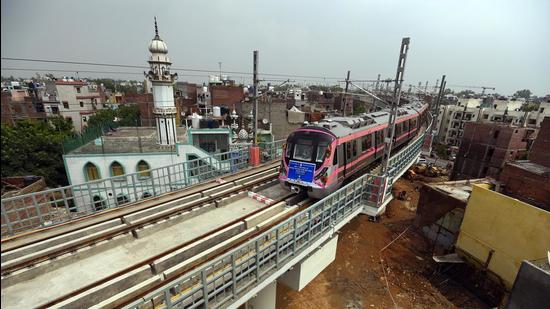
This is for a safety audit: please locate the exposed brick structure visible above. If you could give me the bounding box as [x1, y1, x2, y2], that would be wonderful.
[498, 162, 550, 211]
[529, 116, 550, 167]
[1, 176, 53, 236]
[451, 122, 537, 180]
[123, 93, 155, 126]
[1, 91, 47, 126]
[497, 117, 550, 210]
[210, 85, 244, 107]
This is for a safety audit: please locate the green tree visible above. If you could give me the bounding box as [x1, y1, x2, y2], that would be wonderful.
[49, 116, 74, 132]
[353, 104, 366, 114]
[514, 89, 532, 99]
[520, 102, 540, 112]
[87, 105, 140, 127]
[1, 120, 74, 186]
[457, 90, 475, 97]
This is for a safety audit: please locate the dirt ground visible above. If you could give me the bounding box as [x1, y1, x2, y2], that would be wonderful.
[276, 176, 488, 309]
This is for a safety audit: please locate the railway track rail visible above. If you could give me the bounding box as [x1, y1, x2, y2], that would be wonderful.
[39, 194, 309, 309]
[1, 161, 280, 254]
[1, 167, 280, 275]
[0, 160, 314, 309]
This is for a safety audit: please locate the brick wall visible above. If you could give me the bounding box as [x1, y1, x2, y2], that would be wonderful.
[529, 117, 550, 167]
[210, 85, 244, 106]
[123, 93, 155, 126]
[499, 163, 550, 211]
[1, 92, 47, 125]
[452, 122, 531, 180]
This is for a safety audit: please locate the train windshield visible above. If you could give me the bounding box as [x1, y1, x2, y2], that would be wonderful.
[293, 141, 313, 161]
[286, 130, 334, 166]
[316, 143, 328, 162]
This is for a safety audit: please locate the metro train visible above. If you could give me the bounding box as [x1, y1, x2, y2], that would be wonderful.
[279, 100, 429, 198]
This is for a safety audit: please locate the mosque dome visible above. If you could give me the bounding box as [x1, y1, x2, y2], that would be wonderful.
[148, 17, 168, 54]
[149, 38, 168, 54]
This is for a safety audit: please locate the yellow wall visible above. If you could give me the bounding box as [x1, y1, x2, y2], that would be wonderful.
[456, 184, 550, 289]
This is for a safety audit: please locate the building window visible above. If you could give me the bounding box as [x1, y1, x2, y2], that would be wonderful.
[137, 160, 151, 178]
[82, 116, 87, 122]
[63, 101, 69, 109]
[84, 162, 100, 181]
[116, 194, 130, 206]
[493, 130, 499, 139]
[80, 101, 84, 107]
[142, 192, 152, 198]
[92, 195, 107, 211]
[76, 87, 81, 93]
[110, 161, 125, 177]
[540, 107, 545, 113]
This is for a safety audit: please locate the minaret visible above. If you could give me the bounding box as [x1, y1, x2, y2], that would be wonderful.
[144, 17, 178, 145]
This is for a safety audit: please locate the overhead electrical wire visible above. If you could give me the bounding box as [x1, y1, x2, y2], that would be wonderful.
[1, 57, 344, 80]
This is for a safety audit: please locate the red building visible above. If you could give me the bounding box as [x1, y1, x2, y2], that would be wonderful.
[210, 85, 244, 107]
[451, 122, 537, 180]
[1, 91, 47, 126]
[498, 117, 550, 210]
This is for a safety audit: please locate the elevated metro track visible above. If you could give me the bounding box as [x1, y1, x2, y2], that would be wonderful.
[1, 112, 432, 308]
[1, 160, 312, 308]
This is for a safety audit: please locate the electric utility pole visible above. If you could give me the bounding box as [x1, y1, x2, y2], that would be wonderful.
[342, 70, 351, 116]
[432, 75, 446, 143]
[381, 37, 410, 174]
[252, 50, 259, 146]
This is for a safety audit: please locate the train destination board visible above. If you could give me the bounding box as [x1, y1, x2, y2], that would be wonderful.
[287, 160, 316, 184]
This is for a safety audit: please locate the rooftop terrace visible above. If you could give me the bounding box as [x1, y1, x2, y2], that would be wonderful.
[68, 127, 188, 155]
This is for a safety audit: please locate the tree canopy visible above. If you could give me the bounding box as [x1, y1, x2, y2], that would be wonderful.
[87, 105, 140, 127]
[1, 117, 74, 186]
[513, 89, 532, 99]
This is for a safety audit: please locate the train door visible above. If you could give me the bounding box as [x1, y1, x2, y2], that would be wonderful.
[337, 144, 344, 181]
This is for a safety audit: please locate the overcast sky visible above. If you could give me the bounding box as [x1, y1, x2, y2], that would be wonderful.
[2, 0, 549, 96]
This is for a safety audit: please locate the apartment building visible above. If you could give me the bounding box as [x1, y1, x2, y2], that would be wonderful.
[50, 79, 106, 132]
[435, 99, 549, 146]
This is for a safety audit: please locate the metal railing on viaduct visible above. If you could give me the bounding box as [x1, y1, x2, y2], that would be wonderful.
[1, 141, 284, 237]
[1, 117, 430, 308]
[123, 128, 429, 309]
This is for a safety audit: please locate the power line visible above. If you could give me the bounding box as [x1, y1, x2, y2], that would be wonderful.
[1, 57, 344, 80]
[0, 67, 212, 78]
[1, 67, 342, 86]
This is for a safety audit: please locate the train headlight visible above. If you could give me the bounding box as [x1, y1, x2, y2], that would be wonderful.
[315, 167, 328, 184]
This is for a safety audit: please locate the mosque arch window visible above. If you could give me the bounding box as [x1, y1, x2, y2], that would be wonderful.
[116, 193, 130, 206]
[110, 161, 125, 177]
[84, 162, 101, 181]
[92, 195, 107, 211]
[137, 160, 151, 178]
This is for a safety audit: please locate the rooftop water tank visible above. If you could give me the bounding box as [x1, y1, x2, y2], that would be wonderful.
[191, 113, 202, 129]
[213, 106, 221, 117]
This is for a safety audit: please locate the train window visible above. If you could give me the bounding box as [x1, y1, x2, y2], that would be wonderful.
[293, 142, 313, 161]
[346, 142, 352, 161]
[333, 148, 338, 165]
[366, 134, 372, 149]
[338, 145, 344, 166]
[285, 142, 293, 158]
[361, 136, 368, 151]
[352, 141, 357, 157]
[316, 143, 328, 163]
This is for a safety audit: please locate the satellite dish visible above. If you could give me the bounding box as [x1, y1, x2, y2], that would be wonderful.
[262, 118, 269, 124]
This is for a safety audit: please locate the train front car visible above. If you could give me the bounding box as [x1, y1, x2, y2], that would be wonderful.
[279, 128, 339, 198]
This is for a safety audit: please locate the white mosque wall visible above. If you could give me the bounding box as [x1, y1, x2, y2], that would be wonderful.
[63, 143, 239, 212]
